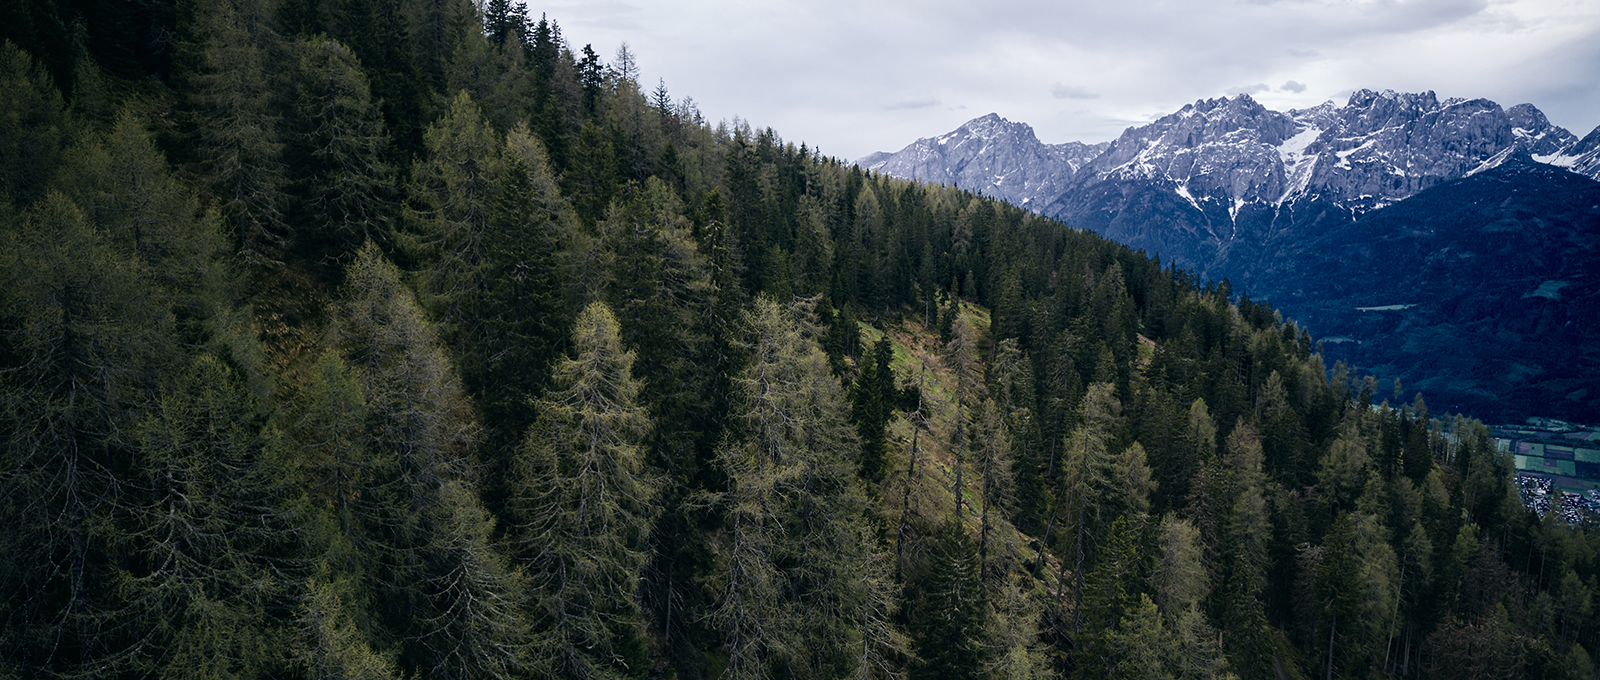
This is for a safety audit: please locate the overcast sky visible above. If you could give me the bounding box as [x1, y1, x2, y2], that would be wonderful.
[537, 0, 1600, 163]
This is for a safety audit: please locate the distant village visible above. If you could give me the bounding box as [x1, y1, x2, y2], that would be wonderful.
[1498, 419, 1600, 524]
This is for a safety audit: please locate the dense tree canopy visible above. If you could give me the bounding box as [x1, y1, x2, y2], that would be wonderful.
[0, 4, 1595, 679]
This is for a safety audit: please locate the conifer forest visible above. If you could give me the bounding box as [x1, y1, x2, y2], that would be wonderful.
[2, 1, 1598, 679]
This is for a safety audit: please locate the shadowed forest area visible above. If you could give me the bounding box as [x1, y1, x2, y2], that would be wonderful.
[2, 1, 1598, 678]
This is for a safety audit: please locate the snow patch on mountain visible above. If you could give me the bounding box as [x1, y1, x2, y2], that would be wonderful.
[859, 90, 1600, 271]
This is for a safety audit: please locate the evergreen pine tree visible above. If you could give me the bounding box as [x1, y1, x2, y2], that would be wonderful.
[912, 520, 987, 680]
[183, 0, 291, 264]
[475, 124, 575, 437]
[852, 335, 896, 481]
[405, 90, 503, 353]
[288, 36, 396, 261]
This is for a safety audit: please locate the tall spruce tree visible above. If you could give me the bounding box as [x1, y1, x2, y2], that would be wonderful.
[475, 124, 575, 439]
[183, 0, 291, 264]
[852, 334, 897, 481]
[288, 36, 396, 261]
[912, 520, 987, 680]
[405, 90, 503, 354]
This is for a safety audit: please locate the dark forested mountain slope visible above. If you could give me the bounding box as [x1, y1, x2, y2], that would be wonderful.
[864, 93, 1600, 424]
[1240, 155, 1600, 422]
[3, 2, 1600, 680]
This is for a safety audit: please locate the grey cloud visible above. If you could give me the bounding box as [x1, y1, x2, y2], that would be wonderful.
[1051, 83, 1100, 100]
[1281, 80, 1308, 93]
[1226, 83, 1272, 95]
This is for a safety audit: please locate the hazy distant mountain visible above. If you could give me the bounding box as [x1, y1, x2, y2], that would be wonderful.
[861, 92, 1600, 422]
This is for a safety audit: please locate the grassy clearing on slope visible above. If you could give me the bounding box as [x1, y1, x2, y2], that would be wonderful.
[862, 305, 1066, 599]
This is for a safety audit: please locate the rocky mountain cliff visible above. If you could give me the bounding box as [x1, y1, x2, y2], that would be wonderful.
[860, 91, 1600, 276]
[860, 92, 1600, 422]
[856, 113, 1109, 210]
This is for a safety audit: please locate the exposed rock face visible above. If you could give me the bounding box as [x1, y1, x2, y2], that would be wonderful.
[858, 113, 1108, 210]
[859, 91, 1600, 423]
[1546, 124, 1600, 180]
[859, 91, 1599, 276]
[1073, 94, 1299, 206]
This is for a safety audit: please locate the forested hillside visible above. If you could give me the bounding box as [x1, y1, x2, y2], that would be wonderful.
[2, 2, 1598, 679]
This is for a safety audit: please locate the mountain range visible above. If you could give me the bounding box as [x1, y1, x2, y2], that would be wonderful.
[860, 92, 1600, 423]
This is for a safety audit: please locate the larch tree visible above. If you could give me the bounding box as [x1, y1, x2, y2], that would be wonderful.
[985, 570, 1055, 680]
[332, 241, 529, 679]
[294, 577, 399, 680]
[81, 108, 225, 313]
[974, 398, 1017, 584]
[1108, 442, 1155, 523]
[855, 542, 914, 680]
[288, 347, 393, 660]
[1055, 382, 1121, 631]
[121, 352, 294, 679]
[418, 481, 531, 680]
[291, 350, 377, 550]
[711, 297, 871, 680]
[512, 301, 658, 680]
[1317, 417, 1369, 510]
[0, 192, 170, 676]
[1151, 515, 1229, 680]
[946, 312, 980, 517]
[333, 241, 478, 509]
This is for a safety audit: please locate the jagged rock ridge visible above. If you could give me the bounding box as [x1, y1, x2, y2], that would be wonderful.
[858, 113, 1108, 209]
[860, 92, 1600, 423]
[860, 90, 1599, 276]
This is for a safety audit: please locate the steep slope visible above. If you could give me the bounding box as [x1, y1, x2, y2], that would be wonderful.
[862, 92, 1600, 423]
[861, 91, 1597, 278]
[1545, 123, 1600, 180]
[1245, 155, 1600, 422]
